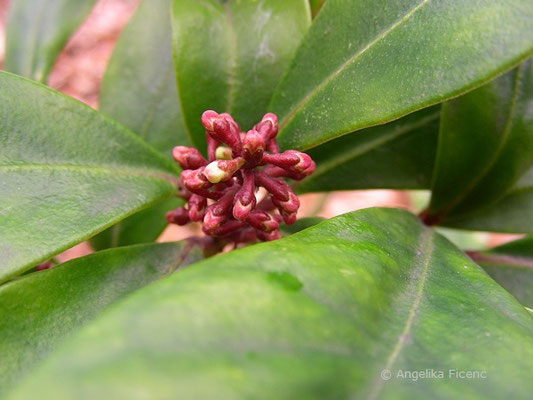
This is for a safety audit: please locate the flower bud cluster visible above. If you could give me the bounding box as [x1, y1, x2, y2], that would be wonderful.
[166, 111, 315, 245]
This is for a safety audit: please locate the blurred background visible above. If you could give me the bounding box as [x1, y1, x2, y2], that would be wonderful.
[0, 0, 521, 262]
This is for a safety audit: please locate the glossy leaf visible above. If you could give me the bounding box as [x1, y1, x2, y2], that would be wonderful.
[428, 59, 533, 226]
[0, 241, 203, 396]
[445, 167, 533, 233]
[0, 72, 179, 283]
[295, 107, 439, 193]
[279, 216, 325, 235]
[89, 198, 180, 250]
[171, 0, 311, 149]
[270, 0, 533, 150]
[10, 208, 533, 399]
[469, 236, 533, 308]
[99, 0, 190, 158]
[91, 0, 187, 250]
[309, 0, 326, 18]
[4, 0, 96, 83]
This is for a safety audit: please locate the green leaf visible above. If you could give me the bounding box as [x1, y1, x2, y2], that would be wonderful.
[4, 0, 96, 83]
[444, 168, 533, 233]
[89, 197, 181, 250]
[270, 0, 533, 150]
[309, 0, 326, 18]
[469, 236, 533, 308]
[0, 72, 179, 283]
[10, 208, 533, 399]
[99, 0, 190, 158]
[171, 0, 311, 149]
[0, 241, 203, 396]
[427, 59, 533, 228]
[279, 216, 325, 235]
[91, 0, 188, 250]
[295, 107, 439, 193]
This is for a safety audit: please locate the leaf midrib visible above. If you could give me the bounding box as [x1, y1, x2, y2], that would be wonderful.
[24, 0, 48, 80]
[138, 62, 176, 142]
[433, 65, 524, 216]
[367, 228, 434, 400]
[0, 164, 179, 185]
[223, 1, 237, 114]
[301, 111, 439, 186]
[277, 0, 431, 132]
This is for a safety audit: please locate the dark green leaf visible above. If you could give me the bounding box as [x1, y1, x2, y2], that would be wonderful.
[91, 0, 188, 250]
[309, 0, 326, 18]
[99, 0, 190, 158]
[270, 0, 533, 150]
[296, 107, 439, 193]
[0, 72, 179, 282]
[89, 197, 181, 250]
[0, 241, 203, 396]
[4, 0, 96, 83]
[469, 236, 533, 308]
[444, 168, 533, 233]
[171, 0, 311, 149]
[10, 208, 533, 399]
[428, 59, 533, 228]
[279, 216, 325, 235]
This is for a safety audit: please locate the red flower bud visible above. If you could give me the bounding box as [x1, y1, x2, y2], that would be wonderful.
[280, 209, 297, 225]
[290, 151, 315, 175]
[203, 208, 228, 233]
[273, 189, 300, 213]
[247, 210, 279, 232]
[262, 151, 315, 180]
[201, 110, 220, 131]
[242, 129, 265, 165]
[255, 173, 290, 202]
[220, 113, 241, 137]
[233, 170, 256, 220]
[262, 113, 277, 129]
[201, 110, 242, 155]
[181, 167, 211, 190]
[202, 189, 236, 232]
[290, 162, 316, 180]
[262, 151, 298, 167]
[166, 207, 190, 225]
[172, 146, 207, 170]
[203, 157, 245, 183]
[172, 111, 314, 247]
[188, 194, 207, 221]
[262, 165, 288, 178]
[257, 229, 282, 241]
[207, 220, 246, 237]
[254, 113, 278, 141]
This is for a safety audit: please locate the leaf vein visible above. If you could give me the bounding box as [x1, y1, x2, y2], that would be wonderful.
[435, 65, 524, 215]
[224, 2, 237, 114]
[305, 111, 439, 183]
[278, 0, 431, 132]
[367, 227, 434, 400]
[0, 164, 179, 186]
